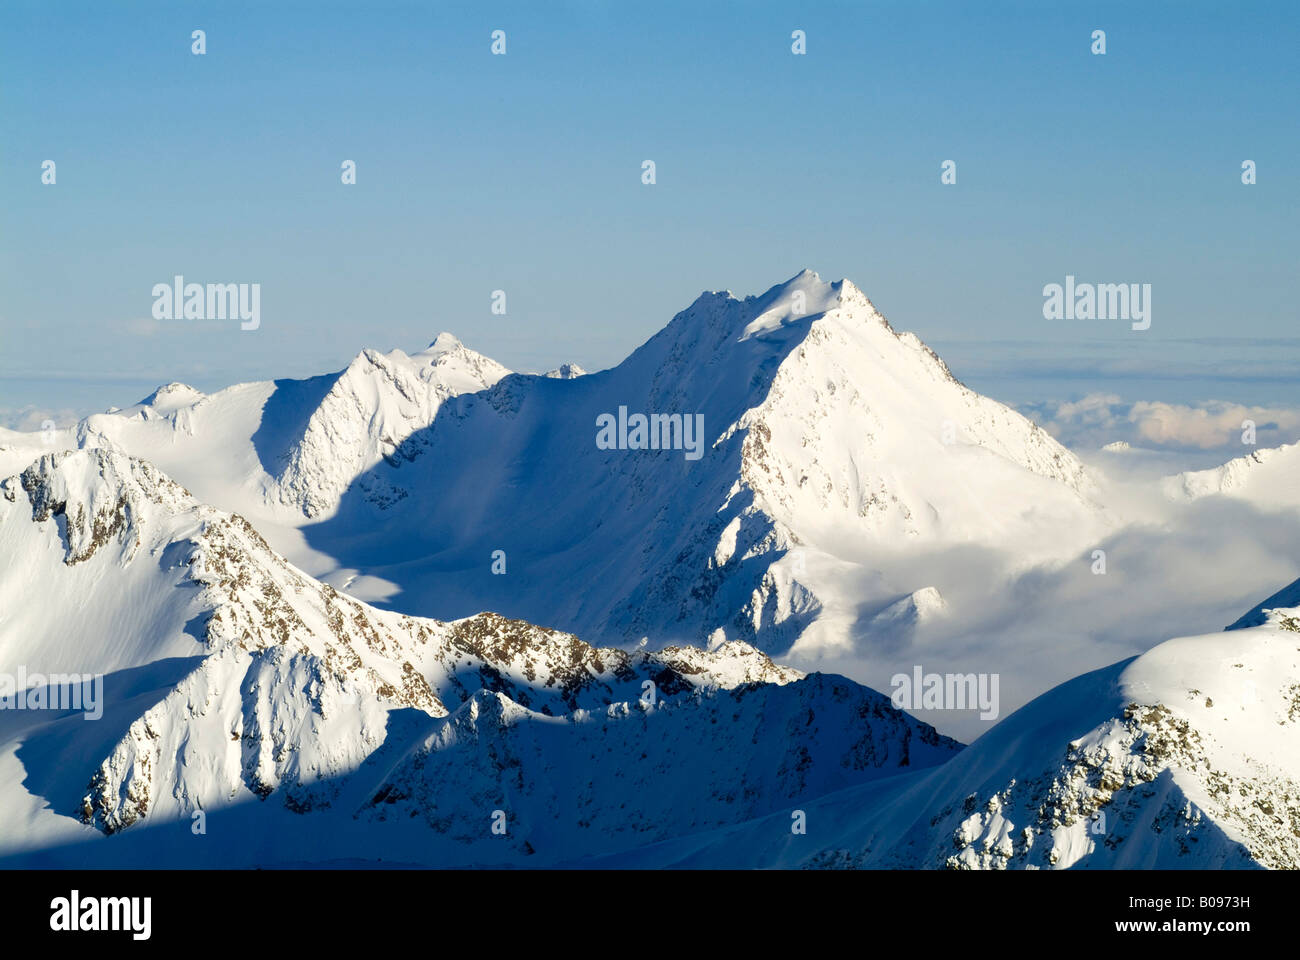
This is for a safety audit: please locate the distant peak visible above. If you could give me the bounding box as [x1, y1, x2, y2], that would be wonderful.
[737, 269, 865, 341]
[765, 268, 828, 298]
[425, 332, 463, 355]
[768, 269, 869, 309]
[141, 382, 204, 409]
[543, 363, 587, 379]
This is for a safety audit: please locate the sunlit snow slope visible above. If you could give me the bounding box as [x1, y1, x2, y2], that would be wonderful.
[1, 271, 1107, 659]
[0, 449, 959, 866]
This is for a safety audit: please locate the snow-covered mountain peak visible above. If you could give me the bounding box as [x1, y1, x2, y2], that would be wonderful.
[1163, 440, 1300, 508]
[713, 275, 1098, 560]
[601, 594, 1300, 870]
[140, 382, 205, 411]
[408, 333, 508, 381]
[669, 270, 878, 347]
[422, 332, 464, 356]
[338, 333, 508, 387]
[273, 338, 511, 517]
[543, 362, 587, 379]
[864, 587, 949, 639]
[8, 447, 194, 567]
[249, 270, 1102, 652]
[2, 447, 973, 855]
[0, 271, 1101, 660]
[740, 270, 853, 340]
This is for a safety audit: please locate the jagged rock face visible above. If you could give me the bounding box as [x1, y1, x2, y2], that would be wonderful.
[3, 448, 959, 852]
[433, 613, 797, 715]
[598, 614, 1300, 870]
[358, 674, 961, 863]
[839, 680, 1300, 872]
[929, 702, 1274, 870]
[81, 646, 398, 834]
[17, 451, 189, 565]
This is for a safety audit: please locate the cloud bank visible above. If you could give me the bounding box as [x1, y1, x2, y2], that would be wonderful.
[1022, 393, 1300, 452]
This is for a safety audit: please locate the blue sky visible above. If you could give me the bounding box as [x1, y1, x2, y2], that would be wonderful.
[2, 0, 1297, 422]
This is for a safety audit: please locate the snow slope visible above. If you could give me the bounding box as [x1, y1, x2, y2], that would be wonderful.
[1, 268, 1296, 868]
[1225, 576, 1300, 631]
[591, 594, 1300, 869]
[1163, 441, 1300, 509]
[271, 335, 510, 518]
[0, 336, 511, 536]
[1, 271, 1107, 661]
[0, 449, 959, 864]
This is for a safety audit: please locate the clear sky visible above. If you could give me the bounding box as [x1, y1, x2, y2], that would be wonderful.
[2, 0, 1297, 423]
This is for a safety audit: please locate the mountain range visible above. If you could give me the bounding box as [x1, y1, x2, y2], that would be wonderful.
[1, 270, 1295, 869]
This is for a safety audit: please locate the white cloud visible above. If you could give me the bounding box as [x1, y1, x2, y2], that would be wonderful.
[1026, 393, 1300, 452]
[1128, 399, 1300, 449]
[0, 405, 85, 433]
